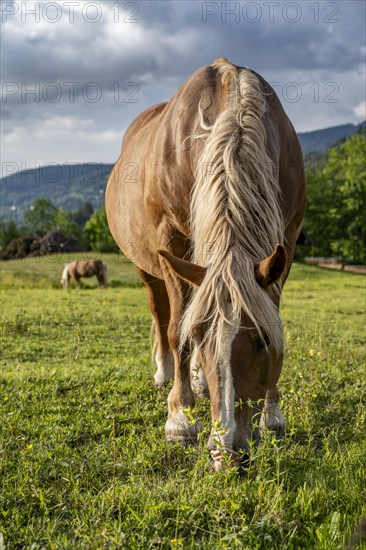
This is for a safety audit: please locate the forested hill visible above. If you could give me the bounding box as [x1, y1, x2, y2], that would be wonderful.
[1, 121, 364, 222]
[1, 163, 113, 224]
[297, 122, 364, 155]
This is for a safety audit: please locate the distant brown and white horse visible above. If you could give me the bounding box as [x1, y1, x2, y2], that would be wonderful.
[61, 259, 108, 289]
[106, 58, 306, 470]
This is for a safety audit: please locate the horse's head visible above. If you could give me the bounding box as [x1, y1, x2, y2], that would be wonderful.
[60, 264, 69, 288]
[158, 245, 286, 465]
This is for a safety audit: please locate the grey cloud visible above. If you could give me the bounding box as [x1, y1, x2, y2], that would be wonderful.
[3, 1, 364, 86]
[1, 0, 365, 166]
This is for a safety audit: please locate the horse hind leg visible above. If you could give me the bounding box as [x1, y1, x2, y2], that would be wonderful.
[137, 269, 174, 387]
[260, 385, 286, 438]
[97, 274, 105, 288]
[73, 275, 81, 288]
[100, 262, 108, 288]
[158, 258, 202, 444]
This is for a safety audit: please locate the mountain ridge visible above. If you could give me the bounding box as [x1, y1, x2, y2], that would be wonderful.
[297, 121, 364, 154]
[1, 121, 364, 223]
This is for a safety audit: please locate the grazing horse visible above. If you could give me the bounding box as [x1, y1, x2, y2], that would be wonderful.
[61, 259, 108, 289]
[106, 58, 306, 469]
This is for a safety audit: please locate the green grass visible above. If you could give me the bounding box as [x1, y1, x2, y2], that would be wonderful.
[1, 258, 365, 549]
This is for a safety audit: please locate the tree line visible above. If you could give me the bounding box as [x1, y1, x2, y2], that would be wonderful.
[1, 132, 365, 263]
[0, 199, 118, 257]
[303, 132, 365, 264]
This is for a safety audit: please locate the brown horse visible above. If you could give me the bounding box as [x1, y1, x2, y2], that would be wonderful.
[61, 259, 108, 289]
[106, 58, 306, 470]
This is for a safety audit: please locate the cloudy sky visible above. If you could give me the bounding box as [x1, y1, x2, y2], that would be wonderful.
[1, 0, 365, 172]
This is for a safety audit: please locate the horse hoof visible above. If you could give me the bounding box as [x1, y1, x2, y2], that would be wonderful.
[153, 373, 172, 388]
[211, 449, 248, 473]
[165, 412, 202, 445]
[272, 423, 286, 439]
[260, 408, 286, 439]
[153, 357, 174, 388]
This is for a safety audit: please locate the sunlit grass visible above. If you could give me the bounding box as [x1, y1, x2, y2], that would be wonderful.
[1, 259, 365, 548]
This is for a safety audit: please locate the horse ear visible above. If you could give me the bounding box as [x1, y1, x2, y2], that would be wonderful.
[158, 250, 206, 286]
[254, 244, 287, 288]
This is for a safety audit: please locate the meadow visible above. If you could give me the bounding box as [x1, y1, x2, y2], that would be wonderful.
[1, 254, 365, 549]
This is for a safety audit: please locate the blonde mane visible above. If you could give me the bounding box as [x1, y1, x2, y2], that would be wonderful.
[180, 60, 285, 358]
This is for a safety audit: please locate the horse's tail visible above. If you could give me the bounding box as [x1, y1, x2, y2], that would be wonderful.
[61, 263, 69, 289]
[102, 261, 108, 288]
[181, 58, 284, 358]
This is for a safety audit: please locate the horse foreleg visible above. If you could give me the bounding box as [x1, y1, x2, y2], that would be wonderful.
[260, 385, 286, 438]
[97, 264, 108, 288]
[137, 269, 174, 387]
[190, 346, 209, 398]
[159, 258, 202, 444]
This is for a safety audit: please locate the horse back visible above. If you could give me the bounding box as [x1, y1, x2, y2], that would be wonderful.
[73, 259, 102, 277]
[106, 61, 306, 277]
[121, 102, 167, 152]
